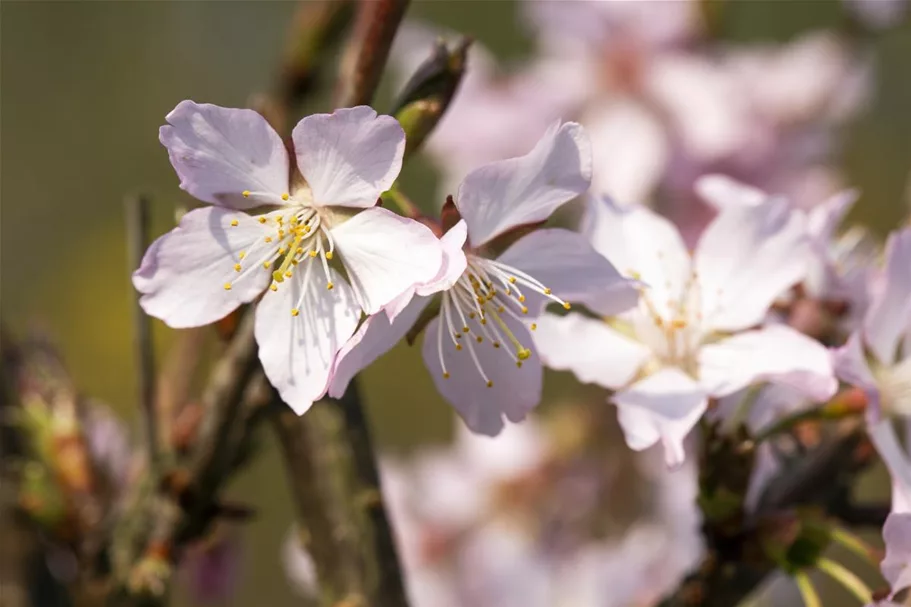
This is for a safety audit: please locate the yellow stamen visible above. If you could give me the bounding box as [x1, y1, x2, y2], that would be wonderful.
[242, 190, 250, 198]
[486, 380, 493, 388]
[543, 288, 551, 295]
[443, 372, 450, 379]
[223, 283, 232, 290]
[509, 277, 517, 284]
[563, 302, 571, 310]
[291, 309, 300, 317]
[476, 336, 483, 343]
[230, 219, 239, 227]
[258, 216, 267, 224]
[272, 270, 285, 283]
[270, 284, 278, 292]
[326, 282, 334, 290]
[325, 251, 333, 260]
[455, 344, 462, 351]
[233, 263, 241, 272]
[517, 348, 531, 360]
[530, 323, 537, 331]
[281, 193, 290, 201]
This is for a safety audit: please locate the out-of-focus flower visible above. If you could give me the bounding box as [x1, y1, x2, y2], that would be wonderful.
[134, 101, 444, 414]
[179, 527, 242, 604]
[282, 525, 318, 599]
[535, 194, 838, 465]
[330, 123, 637, 435]
[845, 0, 909, 29]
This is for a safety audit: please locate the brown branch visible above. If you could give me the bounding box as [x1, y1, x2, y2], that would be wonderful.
[335, 0, 411, 107]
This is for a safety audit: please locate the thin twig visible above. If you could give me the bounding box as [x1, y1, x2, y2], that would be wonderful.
[126, 194, 158, 466]
[335, 0, 411, 107]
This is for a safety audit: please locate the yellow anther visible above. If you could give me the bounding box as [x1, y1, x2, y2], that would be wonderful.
[518, 295, 526, 303]
[309, 251, 318, 258]
[284, 271, 293, 278]
[291, 259, 299, 266]
[272, 270, 285, 283]
[239, 251, 246, 260]
[454, 332, 462, 339]
[505, 289, 512, 296]
[486, 380, 494, 388]
[265, 236, 273, 243]
[463, 326, 470, 333]
[278, 230, 285, 238]
[476, 336, 483, 343]
[493, 342, 501, 348]
[263, 261, 272, 269]
[258, 216, 267, 224]
[517, 348, 531, 361]
[455, 344, 463, 351]
[276, 215, 283, 223]
[230, 219, 239, 227]
[563, 302, 571, 310]
[233, 263, 242, 272]
[304, 225, 311, 233]
[326, 282, 334, 290]
[480, 318, 487, 325]
[671, 319, 687, 329]
[544, 288, 552, 295]
[291, 308, 300, 317]
[530, 323, 537, 331]
[242, 190, 251, 198]
[509, 277, 517, 284]
[325, 252, 333, 260]
[281, 193, 290, 201]
[443, 372, 450, 379]
[270, 284, 278, 291]
[516, 361, 523, 368]
[278, 247, 287, 255]
[468, 312, 476, 319]
[498, 306, 505, 313]
[521, 306, 529, 314]
[223, 283, 232, 290]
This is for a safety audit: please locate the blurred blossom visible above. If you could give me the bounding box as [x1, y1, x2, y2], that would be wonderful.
[133, 102, 444, 415]
[882, 511, 911, 598]
[845, 0, 909, 29]
[365, 419, 701, 607]
[81, 400, 133, 493]
[331, 123, 637, 436]
[179, 528, 242, 604]
[282, 526, 318, 599]
[535, 192, 837, 465]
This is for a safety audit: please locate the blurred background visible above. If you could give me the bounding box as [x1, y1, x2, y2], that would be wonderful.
[2, 1, 910, 605]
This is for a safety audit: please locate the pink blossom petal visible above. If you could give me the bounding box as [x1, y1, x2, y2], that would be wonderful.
[613, 368, 708, 467]
[133, 207, 272, 328]
[422, 314, 542, 436]
[694, 174, 769, 210]
[864, 229, 911, 366]
[694, 199, 809, 332]
[255, 268, 361, 415]
[883, 511, 911, 596]
[868, 420, 911, 514]
[456, 122, 592, 247]
[330, 207, 443, 316]
[159, 101, 289, 209]
[292, 106, 405, 208]
[496, 228, 639, 317]
[584, 196, 691, 320]
[328, 295, 430, 398]
[533, 312, 650, 388]
[833, 331, 879, 394]
[698, 324, 837, 400]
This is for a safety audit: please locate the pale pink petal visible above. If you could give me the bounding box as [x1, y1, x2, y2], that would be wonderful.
[456, 122, 592, 247]
[255, 268, 361, 415]
[133, 207, 272, 328]
[583, 196, 691, 320]
[834, 331, 883, 417]
[532, 312, 650, 388]
[868, 420, 911, 514]
[694, 199, 809, 332]
[807, 189, 859, 242]
[612, 368, 708, 467]
[864, 229, 911, 365]
[159, 101, 289, 209]
[387, 220, 469, 320]
[694, 174, 768, 210]
[422, 315, 542, 436]
[292, 106, 405, 208]
[496, 228, 639, 317]
[330, 207, 443, 315]
[698, 325, 837, 400]
[882, 512, 911, 595]
[328, 295, 430, 398]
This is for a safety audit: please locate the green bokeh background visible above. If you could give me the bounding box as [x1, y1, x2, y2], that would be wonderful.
[2, 1, 909, 605]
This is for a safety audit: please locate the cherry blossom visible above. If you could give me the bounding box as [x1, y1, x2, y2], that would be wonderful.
[534, 194, 838, 465]
[134, 101, 444, 414]
[329, 122, 638, 435]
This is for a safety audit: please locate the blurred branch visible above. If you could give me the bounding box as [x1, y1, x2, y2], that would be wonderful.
[126, 194, 159, 467]
[335, 0, 411, 107]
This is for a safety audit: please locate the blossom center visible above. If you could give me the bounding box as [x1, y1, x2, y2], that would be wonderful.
[224, 203, 339, 316]
[435, 255, 569, 387]
[632, 271, 704, 376]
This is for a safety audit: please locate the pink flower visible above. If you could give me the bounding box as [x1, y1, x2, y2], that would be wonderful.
[330, 123, 638, 435]
[134, 102, 444, 414]
[534, 194, 837, 466]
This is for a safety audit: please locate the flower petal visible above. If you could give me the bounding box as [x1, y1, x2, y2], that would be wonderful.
[331, 207, 443, 315]
[882, 512, 911, 595]
[612, 368, 708, 467]
[255, 267, 361, 414]
[864, 229, 911, 365]
[422, 314, 543, 436]
[159, 100, 289, 209]
[133, 207, 272, 328]
[583, 196, 691, 320]
[694, 174, 769, 210]
[456, 122, 592, 247]
[870, 420, 911, 515]
[698, 324, 837, 400]
[533, 312, 650, 388]
[292, 106, 405, 208]
[328, 295, 430, 398]
[496, 228, 639, 317]
[694, 199, 809, 332]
